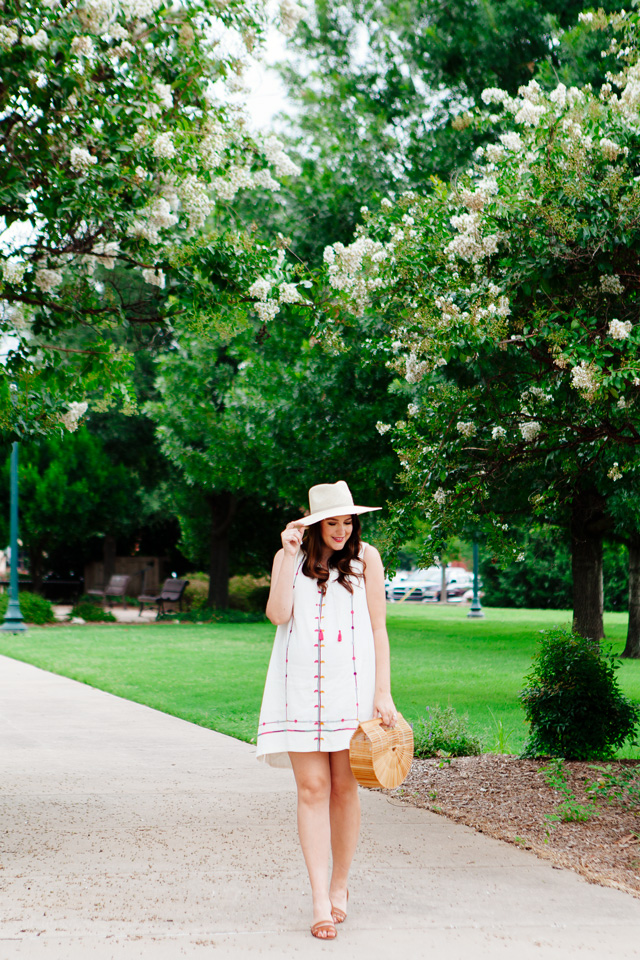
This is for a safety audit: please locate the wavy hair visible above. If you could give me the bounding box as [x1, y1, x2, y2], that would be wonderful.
[301, 515, 364, 594]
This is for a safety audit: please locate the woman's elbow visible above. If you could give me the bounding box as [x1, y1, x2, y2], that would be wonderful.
[266, 604, 290, 626]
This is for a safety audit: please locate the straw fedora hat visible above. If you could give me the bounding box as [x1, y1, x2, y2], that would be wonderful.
[296, 481, 381, 527]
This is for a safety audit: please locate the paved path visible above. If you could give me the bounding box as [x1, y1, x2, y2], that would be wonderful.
[1, 655, 640, 959]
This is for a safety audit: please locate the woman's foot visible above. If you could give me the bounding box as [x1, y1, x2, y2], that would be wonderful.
[329, 885, 348, 923]
[311, 895, 336, 939]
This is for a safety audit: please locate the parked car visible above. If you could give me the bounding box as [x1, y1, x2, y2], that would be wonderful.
[389, 567, 477, 602]
[384, 570, 411, 600]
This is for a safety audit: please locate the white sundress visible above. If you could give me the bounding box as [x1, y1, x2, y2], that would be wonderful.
[256, 543, 376, 768]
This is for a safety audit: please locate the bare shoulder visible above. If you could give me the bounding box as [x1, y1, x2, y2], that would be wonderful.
[362, 543, 384, 573]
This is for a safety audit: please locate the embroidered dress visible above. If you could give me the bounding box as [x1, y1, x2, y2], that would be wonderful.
[256, 544, 376, 768]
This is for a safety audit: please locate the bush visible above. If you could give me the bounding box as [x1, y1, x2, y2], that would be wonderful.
[158, 607, 267, 624]
[413, 704, 483, 758]
[182, 573, 209, 611]
[228, 574, 270, 613]
[69, 602, 117, 623]
[519, 628, 640, 760]
[0, 590, 56, 625]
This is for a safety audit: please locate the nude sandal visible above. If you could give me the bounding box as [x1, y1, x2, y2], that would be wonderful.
[331, 889, 349, 924]
[310, 920, 337, 940]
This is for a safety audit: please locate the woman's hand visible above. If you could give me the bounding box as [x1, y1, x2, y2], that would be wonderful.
[374, 692, 398, 728]
[281, 521, 304, 557]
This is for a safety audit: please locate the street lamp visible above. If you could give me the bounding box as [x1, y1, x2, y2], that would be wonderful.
[1, 338, 26, 633]
[467, 540, 485, 619]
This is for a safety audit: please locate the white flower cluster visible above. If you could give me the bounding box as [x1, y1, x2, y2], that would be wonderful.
[2, 261, 26, 284]
[70, 146, 98, 172]
[254, 168, 281, 191]
[460, 188, 487, 212]
[578, 11, 594, 23]
[213, 165, 254, 201]
[279, 283, 305, 304]
[146, 82, 173, 118]
[153, 133, 176, 159]
[199, 120, 228, 171]
[609, 318, 633, 340]
[34, 268, 63, 293]
[23, 29, 48, 50]
[128, 198, 179, 244]
[78, 0, 119, 32]
[248, 278, 272, 301]
[71, 35, 96, 58]
[262, 136, 301, 178]
[376, 422, 391, 435]
[600, 137, 623, 161]
[0, 25, 19, 48]
[85, 240, 120, 273]
[492, 426, 506, 441]
[514, 100, 546, 127]
[433, 487, 448, 505]
[519, 421, 541, 441]
[178, 175, 213, 230]
[279, 0, 305, 37]
[407, 403, 419, 417]
[619, 63, 640, 120]
[456, 421, 477, 438]
[608, 462, 623, 481]
[60, 401, 88, 432]
[142, 268, 165, 289]
[600, 274, 625, 295]
[499, 132, 524, 153]
[254, 300, 280, 323]
[405, 352, 428, 384]
[447, 212, 499, 263]
[570, 361, 598, 395]
[324, 236, 387, 314]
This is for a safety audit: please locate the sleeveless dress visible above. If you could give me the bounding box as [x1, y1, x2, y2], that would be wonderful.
[256, 543, 376, 768]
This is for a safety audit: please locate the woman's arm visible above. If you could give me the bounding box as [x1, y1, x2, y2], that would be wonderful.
[265, 522, 304, 625]
[363, 544, 397, 727]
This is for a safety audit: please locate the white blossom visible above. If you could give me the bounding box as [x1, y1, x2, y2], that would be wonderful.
[380, 198, 393, 210]
[34, 268, 63, 293]
[248, 278, 272, 302]
[376, 421, 391, 435]
[571, 361, 598, 395]
[128, 198, 179, 244]
[70, 146, 98, 172]
[481, 87, 510, 105]
[492, 426, 506, 441]
[600, 137, 623, 161]
[519, 421, 541, 441]
[578, 11, 594, 23]
[279, 0, 305, 37]
[407, 403, 419, 417]
[253, 168, 281, 191]
[609, 318, 633, 340]
[404, 352, 428, 384]
[516, 552, 526, 562]
[514, 100, 546, 127]
[0, 26, 19, 49]
[142, 268, 165, 288]
[456, 421, 477, 438]
[254, 299, 280, 323]
[324, 236, 387, 314]
[178, 175, 213, 230]
[2, 261, 26, 285]
[262, 136, 301, 178]
[608, 462, 623, 481]
[71, 36, 95, 58]
[153, 132, 176, 159]
[60, 401, 88, 432]
[212, 165, 254, 200]
[499, 132, 524, 152]
[433, 487, 448, 505]
[279, 282, 305, 304]
[23, 29, 48, 51]
[600, 274, 625, 295]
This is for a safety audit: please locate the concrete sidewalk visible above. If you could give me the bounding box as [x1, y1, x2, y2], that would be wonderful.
[0, 658, 639, 959]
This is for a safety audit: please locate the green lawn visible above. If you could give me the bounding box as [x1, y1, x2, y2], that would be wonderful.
[0, 604, 639, 755]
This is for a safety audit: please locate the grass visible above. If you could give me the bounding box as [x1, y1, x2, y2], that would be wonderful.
[0, 604, 639, 754]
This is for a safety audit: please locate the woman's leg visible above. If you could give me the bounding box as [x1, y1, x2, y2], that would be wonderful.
[288, 752, 335, 936]
[328, 749, 360, 916]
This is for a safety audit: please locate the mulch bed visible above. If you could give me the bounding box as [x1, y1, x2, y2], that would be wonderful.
[390, 755, 640, 897]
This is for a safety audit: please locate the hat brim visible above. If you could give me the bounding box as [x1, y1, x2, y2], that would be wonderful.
[294, 505, 382, 527]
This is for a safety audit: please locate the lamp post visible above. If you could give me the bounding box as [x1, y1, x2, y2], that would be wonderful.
[1, 436, 26, 633]
[467, 540, 485, 619]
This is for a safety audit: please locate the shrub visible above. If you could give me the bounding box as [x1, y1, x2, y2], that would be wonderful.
[183, 573, 209, 611]
[519, 628, 640, 760]
[158, 607, 267, 624]
[0, 590, 56, 625]
[228, 574, 270, 613]
[69, 602, 117, 623]
[413, 704, 483, 758]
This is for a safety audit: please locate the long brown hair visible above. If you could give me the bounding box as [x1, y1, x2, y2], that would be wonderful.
[301, 515, 364, 594]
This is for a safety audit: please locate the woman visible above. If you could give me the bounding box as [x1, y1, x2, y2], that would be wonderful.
[257, 481, 397, 940]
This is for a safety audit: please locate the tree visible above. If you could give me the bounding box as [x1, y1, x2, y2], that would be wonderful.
[0, 427, 134, 590]
[147, 304, 403, 606]
[0, 0, 304, 435]
[316, 9, 640, 640]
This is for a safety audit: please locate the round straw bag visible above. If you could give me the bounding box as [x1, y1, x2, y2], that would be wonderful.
[349, 714, 413, 789]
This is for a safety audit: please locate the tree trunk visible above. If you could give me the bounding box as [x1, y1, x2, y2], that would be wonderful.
[571, 493, 605, 641]
[207, 492, 237, 609]
[103, 534, 116, 585]
[622, 538, 640, 658]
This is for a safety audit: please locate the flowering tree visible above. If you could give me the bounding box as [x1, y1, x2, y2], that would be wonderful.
[0, 0, 303, 436]
[316, 8, 640, 641]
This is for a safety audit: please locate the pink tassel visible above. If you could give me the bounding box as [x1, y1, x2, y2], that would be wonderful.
[337, 630, 342, 642]
[319, 629, 324, 643]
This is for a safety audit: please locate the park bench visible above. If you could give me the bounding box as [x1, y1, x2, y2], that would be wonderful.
[87, 574, 131, 608]
[138, 578, 189, 617]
